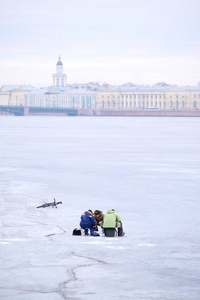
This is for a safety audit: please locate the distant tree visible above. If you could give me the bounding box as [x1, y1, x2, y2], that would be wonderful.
[155, 82, 169, 87]
[122, 82, 137, 87]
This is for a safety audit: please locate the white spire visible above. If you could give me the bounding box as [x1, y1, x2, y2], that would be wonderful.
[53, 56, 67, 90]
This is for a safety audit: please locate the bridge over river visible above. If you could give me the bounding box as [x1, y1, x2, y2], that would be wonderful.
[1, 105, 200, 117]
[0, 106, 78, 116]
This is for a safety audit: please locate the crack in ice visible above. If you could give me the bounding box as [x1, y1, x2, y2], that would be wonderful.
[57, 251, 107, 300]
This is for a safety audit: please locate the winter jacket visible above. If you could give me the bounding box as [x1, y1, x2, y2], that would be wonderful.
[102, 210, 122, 228]
[94, 210, 104, 226]
[80, 210, 96, 229]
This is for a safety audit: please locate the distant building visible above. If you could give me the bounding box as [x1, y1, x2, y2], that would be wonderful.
[52, 56, 67, 91]
[25, 88, 97, 110]
[96, 86, 200, 110]
[0, 85, 35, 106]
[0, 58, 200, 112]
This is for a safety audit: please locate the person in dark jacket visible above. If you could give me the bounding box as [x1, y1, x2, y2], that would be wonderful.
[80, 210, 99, 236]
[94, 210, 104, 231]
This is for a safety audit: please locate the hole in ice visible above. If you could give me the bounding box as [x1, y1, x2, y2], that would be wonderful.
[0, 238, 25, 244]
[80, 240, 107, 245]
[139, 243, 155, 247]
[106, 246, 125, 249]
[0, 241, 11, 245]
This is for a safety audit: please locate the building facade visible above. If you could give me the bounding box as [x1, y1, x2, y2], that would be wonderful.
[97, 86, 200, 110]
[25, 88, 97, 110]
[0, 85, 35, 106]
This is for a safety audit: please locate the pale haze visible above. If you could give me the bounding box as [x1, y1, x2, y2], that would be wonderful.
[1, 0, 200, 87]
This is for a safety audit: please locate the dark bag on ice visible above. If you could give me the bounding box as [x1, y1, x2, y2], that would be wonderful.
[72, 228, 81, 235]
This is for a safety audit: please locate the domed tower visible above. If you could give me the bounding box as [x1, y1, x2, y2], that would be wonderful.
[52, 56, 67, 90]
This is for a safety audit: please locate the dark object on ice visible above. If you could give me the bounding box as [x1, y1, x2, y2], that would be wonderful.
[36, 198, 62, 208]
[104, 228, 117, 237]
[118, 226, 125, 237]
[72, 228, 82, 235]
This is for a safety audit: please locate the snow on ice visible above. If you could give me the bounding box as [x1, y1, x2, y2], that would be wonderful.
[0, 116, 200, 300]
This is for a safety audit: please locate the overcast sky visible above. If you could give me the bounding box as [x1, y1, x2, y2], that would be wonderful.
[0, 0, 200, 87]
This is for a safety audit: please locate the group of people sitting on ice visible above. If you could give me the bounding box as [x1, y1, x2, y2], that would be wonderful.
[79, 209, 125, 237]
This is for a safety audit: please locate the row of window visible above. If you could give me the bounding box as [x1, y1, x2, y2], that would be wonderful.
[170, 101, 197, 108]
[101, 100, 198, 109]
[25, 96, 97, 109]
[101, 95, 164, 99]
[102, 100, 162, 108]
[101, 94, 200, 99]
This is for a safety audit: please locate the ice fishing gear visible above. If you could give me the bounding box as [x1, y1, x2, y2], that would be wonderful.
[72, 228, 82, 235]
[36, 198, 62, 208]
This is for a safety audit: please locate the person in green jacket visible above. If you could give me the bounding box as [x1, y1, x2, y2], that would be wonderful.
[102, 209, 125, 236]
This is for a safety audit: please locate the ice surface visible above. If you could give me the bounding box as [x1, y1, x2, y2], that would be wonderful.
[0, 116, 200, 299]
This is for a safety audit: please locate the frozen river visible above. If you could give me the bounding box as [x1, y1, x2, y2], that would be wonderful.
[0, 116, 200, 300]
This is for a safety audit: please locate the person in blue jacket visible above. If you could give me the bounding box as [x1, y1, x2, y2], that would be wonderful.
[80, 210, 99, 236]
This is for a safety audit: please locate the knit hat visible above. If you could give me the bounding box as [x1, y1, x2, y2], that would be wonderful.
[94, 210, 101, 215]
